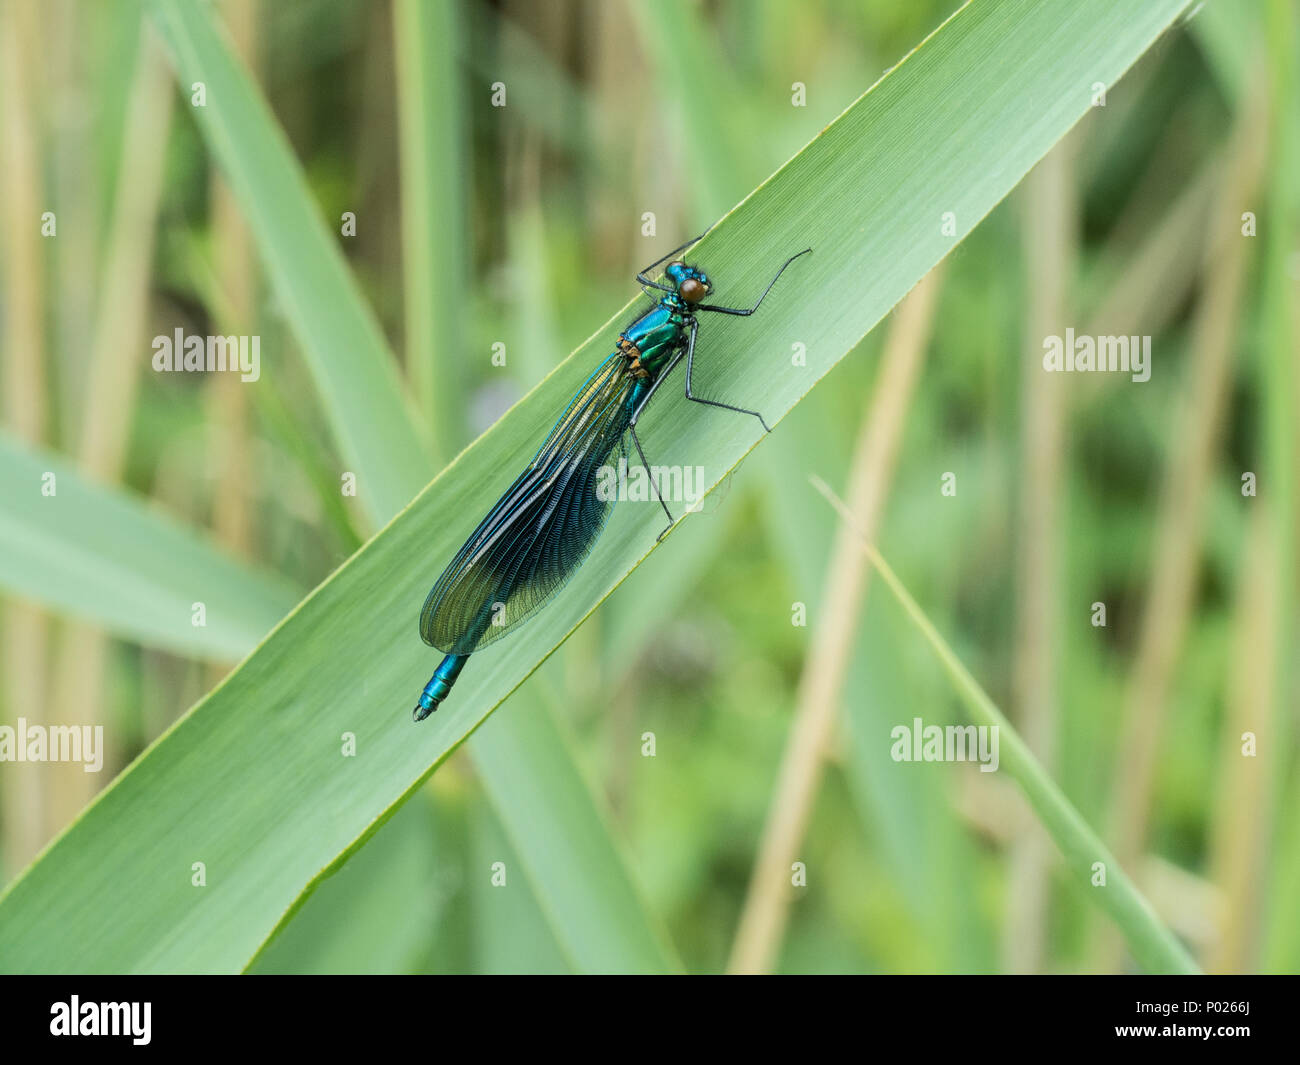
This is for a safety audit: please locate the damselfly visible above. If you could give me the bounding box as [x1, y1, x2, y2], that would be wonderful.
[413, 236, 811, 720]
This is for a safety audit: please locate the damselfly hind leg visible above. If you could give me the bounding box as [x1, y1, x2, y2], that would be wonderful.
[629, 424, 675, 541]
[628, 348, 688, 542]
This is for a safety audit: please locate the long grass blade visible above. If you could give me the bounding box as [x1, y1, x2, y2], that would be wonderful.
[809, 475, 1199, 975]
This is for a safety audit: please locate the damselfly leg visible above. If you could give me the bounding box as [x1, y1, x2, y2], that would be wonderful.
[682, 317, 772, 432]
[696, 247, 812, 316]
[636, 231, 709, 293]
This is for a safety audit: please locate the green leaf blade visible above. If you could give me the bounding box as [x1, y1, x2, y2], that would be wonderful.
[150, 0, 431, 524]
[0, 433, 298, 660]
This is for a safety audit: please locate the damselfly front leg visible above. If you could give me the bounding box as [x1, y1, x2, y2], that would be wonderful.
[636, 232, 707, 294]
[696, 247, 812, 316]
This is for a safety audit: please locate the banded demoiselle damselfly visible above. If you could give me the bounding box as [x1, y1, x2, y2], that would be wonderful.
[413, 236, 811, 720]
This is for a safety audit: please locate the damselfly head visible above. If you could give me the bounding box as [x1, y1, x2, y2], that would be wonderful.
[665, 261, 712, 303]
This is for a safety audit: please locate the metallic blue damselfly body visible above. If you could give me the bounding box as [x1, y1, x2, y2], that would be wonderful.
[413, 236, 811, 720]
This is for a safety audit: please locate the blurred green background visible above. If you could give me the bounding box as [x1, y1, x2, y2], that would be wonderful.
[1, 0, 1297, 973]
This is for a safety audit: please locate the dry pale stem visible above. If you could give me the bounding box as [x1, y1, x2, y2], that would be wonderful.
[1094, 63, 1271, 971]
[1, 0, 52, 870]
[727, 265, 945, 975]
[47, 28, 174, 828]
[1004, 139, 1074, 973]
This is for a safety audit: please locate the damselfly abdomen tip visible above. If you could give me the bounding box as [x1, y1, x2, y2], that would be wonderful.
[413, 653, 468, 722]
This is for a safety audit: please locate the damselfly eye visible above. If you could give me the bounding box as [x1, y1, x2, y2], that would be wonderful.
[680, 278, 706, 303]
